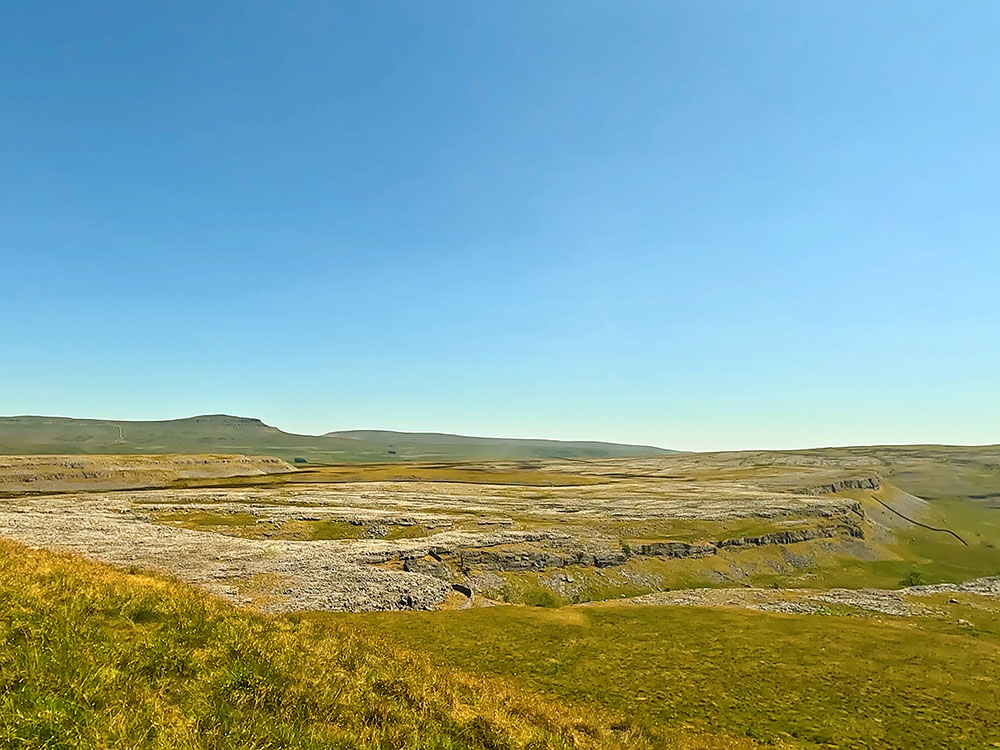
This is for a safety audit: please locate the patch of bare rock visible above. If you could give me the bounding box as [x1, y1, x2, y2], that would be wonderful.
[0, 454, 293, 494]
[616, 577, 1000, 617]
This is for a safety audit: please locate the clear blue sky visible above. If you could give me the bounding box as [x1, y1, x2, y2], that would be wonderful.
[2, 2, 998, 451]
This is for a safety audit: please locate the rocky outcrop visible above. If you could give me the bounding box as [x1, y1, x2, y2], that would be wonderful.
[0, 455, 294, 495]
[801, 476, 880, 495]
[906, 576, 1000, 597]
[397, 521, 865, 579]
[629, 522, 862, 561]
[403, 557, 454, 579]
[626, 541, 716, 558]
[407, 543, 628, 575]
[718, 523, 864, 547]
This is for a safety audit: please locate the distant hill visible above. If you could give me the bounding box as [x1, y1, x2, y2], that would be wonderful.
[0, 415, 673, 462]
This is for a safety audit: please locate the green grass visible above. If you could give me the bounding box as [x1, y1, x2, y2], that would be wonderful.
[924, 496, 1000, 546]
[329, 601, 1000, 749]
[306, 521, 432, 541]
[304, 520, 368, 540]
[155, 513, 434, 542]
[742, 533, 999, 592]
[157, 510, 259, 529]
[0, 538, 703, 750]
[736, 492, 1000, 591]
[484, 558, 727, 607]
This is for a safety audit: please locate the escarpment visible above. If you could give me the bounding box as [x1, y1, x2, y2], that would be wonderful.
[394, 515, 867, 582]
[799, 476, 881, 495]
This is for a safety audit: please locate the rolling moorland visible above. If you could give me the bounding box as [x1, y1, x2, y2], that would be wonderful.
[1, 424, 999, 748]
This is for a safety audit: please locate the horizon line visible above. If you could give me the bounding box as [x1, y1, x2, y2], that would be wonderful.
[3, 412, 998, 454]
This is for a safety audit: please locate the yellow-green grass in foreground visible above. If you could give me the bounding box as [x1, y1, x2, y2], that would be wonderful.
[327, 601, 1000, 749]
[0, 539, 757, 750]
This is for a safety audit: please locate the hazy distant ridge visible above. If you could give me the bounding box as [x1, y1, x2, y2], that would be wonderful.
[327, 428, 667, 451]
[0, 415, 673, 462]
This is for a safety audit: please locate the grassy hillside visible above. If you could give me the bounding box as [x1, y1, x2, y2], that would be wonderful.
[0, 415, 672, 462]
[332, 598, 1000, 749]
[0, 538, 752, 750]
[328, 429, 669, 457]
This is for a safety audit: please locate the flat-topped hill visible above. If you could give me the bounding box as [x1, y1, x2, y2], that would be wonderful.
[0, 415, 673, 462]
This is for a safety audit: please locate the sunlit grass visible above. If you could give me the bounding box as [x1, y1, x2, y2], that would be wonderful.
[330, 599, 1000, 748]
[0, 539, 693, 750]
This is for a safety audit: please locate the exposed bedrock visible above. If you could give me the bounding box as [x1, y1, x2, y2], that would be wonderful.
[399, 520, 866, 579]
[405, 544, 628, 575]
[257, 562, 452, 613]
[0, 455, 293, 494]
[0, 458, 878, 612]
[799, 476, 880, 495]
[626, 522, 864, 559]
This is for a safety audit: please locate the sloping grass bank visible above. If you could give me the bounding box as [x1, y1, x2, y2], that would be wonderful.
[330, 600, 1000, 749]
[0, 539, 667, 750]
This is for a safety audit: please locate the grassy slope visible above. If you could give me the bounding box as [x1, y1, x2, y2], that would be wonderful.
[728, 490, 1000, 592]
[760, 461, 1000, 591]
[0, 539, 757, 750]
[328, 466, 1000, 748]
[332, 600, 1000, 749]
[0, 416, 671, 462]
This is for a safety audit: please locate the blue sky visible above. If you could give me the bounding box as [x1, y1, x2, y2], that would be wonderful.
[2, 2, 998, 451]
